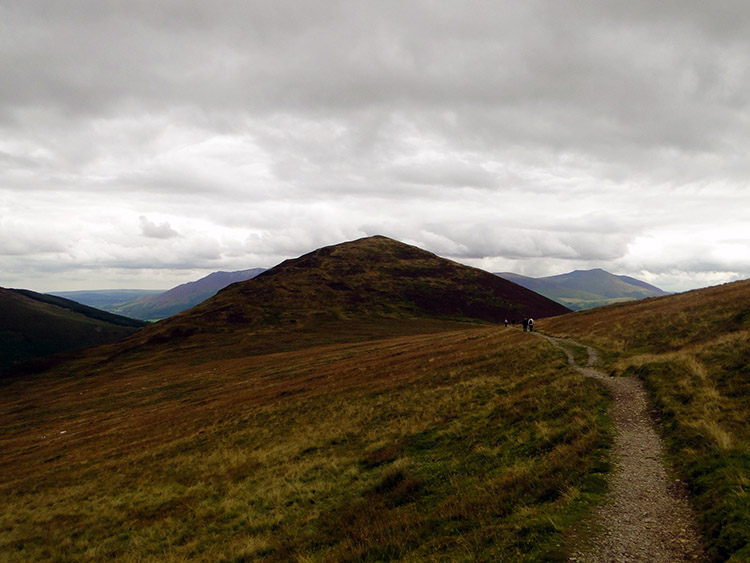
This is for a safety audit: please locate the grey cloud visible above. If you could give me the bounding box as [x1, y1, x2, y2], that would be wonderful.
[139, 216, 179, 239]
[2, 1, 750, 291]
[387, 159, 496, 189]
[4, 0, 749, 176]
[0, 219, 68, 256]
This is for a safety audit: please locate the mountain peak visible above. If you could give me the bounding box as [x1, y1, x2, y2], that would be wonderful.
[134, 236, 569, 354]
[497, 268, 667, 310]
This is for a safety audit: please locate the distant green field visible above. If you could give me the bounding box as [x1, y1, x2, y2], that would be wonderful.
[51, 289, 163, 312]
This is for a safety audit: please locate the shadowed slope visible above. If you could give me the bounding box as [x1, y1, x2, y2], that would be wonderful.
[0, 288, 147, 372]
[195, 235, 567, 325]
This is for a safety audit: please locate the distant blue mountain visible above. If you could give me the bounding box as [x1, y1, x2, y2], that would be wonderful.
[496, 269, 668, 310]
[55, 269, 266, 321]
[115, 268, 267, 321]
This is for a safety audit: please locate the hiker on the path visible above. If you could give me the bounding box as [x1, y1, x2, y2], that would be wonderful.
[528, 318, 534, 332]
[504, 318, 508, 327]
[522, 318, 528, 332]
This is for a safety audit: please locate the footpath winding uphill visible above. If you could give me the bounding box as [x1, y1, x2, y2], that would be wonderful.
[543, 336, 707, 562]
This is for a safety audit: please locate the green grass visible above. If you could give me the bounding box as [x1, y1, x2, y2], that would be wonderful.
[543, 280, 750, 562]
[622, 336, 750, 562]
[0, 328, 610, 561]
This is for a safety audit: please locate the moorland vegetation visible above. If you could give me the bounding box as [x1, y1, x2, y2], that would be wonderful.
[542, 280, 750, 562]
[1, 237, 603, 561]
[2, 236, 748, 561]
[0, 327, 610, 561]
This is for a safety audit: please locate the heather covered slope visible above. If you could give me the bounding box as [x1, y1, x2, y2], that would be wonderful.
[120, 235, 570, 359]
[0, 236, 598, 561]
[179, 235, 568, 328]
[541, 279, 750, 561]
[0, 287, 147, 372]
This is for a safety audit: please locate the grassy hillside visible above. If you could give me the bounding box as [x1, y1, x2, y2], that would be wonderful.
[0, 288, 148, 373]
[182, 236, 566, 326]
[0, 236, 611, 561]
[541, 280, 750, 562]
[0, 327, 609, 561]
[104, 236, 569, 366]
[232, 235, 570, 322]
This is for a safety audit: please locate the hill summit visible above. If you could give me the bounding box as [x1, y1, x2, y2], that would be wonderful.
[182, 235, 567, 323]
[133, 236, 569, 354]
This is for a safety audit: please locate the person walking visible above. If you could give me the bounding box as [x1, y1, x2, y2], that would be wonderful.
[504, 318, 508, 327]
[522, 318, 528, 332]
[528, 318, 534, 332]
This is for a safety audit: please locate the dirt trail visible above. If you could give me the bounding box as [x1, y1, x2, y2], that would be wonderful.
[542, 335, 707, 562]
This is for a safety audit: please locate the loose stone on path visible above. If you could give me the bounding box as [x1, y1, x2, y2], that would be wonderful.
[543, 336, 707, 562]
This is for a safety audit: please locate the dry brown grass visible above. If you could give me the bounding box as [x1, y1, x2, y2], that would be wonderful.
[0, 325, 610, 561]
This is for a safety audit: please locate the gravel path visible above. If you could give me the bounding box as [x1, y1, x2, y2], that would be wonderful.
[543, 336, 707, 562]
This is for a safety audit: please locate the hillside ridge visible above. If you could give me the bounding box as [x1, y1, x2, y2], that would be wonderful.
[541, 278, 750, 561]
[2, 246, 749, 560]
[208, 235, 570, 323]
[0, 287, 147, 372]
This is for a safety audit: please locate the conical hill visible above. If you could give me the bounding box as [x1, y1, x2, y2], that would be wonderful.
[127, 236, 569, 355]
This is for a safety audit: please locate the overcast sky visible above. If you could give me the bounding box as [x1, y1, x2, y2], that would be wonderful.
[2, 1, 750, 292]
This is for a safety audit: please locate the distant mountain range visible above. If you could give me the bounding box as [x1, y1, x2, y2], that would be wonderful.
[51, 263, 664, 323]
[496, 268, 668, 310]
[54, 268, 266, 321]
[0, 287, 148, 372]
